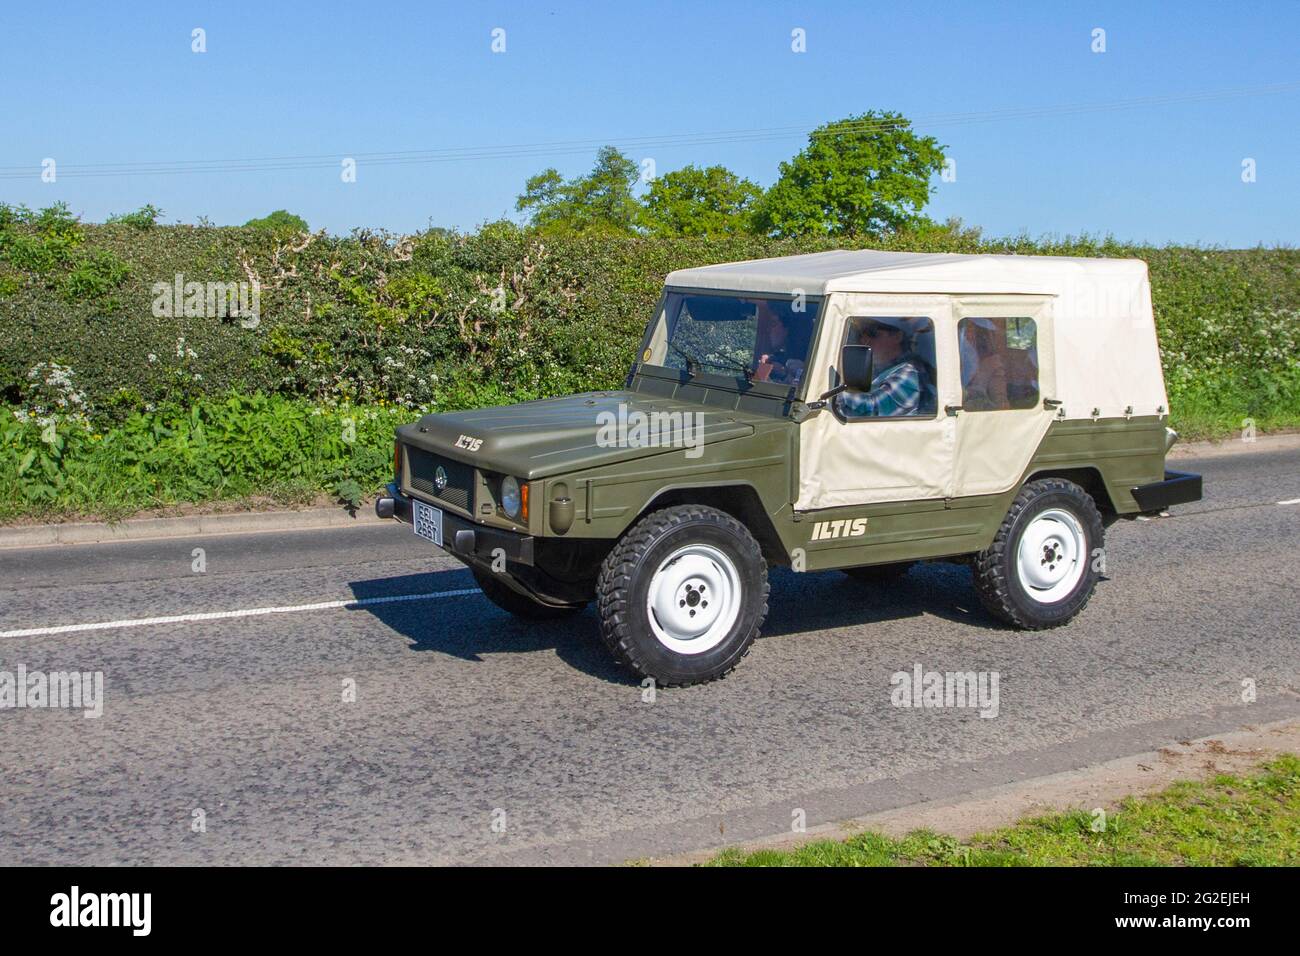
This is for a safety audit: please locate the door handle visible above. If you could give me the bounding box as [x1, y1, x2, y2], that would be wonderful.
[1043, 398, 1063, 409]
[944, 404, 963, 417]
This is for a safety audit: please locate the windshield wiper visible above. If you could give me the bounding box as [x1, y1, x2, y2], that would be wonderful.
[708, 354, 755, 382]
[669, 342, 702, 378]
[670, 343, 754, 382]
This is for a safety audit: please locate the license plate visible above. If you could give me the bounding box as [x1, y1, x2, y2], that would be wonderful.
[412, 499, 444, 547]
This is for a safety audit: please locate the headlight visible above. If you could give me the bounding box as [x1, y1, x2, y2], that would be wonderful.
[501, 476, 522, 519]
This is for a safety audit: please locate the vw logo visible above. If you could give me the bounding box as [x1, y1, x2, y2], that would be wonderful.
[434, 465, 448, 492]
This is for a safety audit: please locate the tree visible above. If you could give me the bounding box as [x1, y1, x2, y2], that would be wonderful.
[515, 147, 640, 233]
[244, 210, 309, 234]
[752, 112, 945, 238]
[639, 164, 762, 237]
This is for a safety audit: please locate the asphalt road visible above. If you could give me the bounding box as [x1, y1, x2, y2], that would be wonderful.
[2, 441, 1298, 865]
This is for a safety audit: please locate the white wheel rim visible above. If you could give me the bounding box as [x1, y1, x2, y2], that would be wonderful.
[645, 544, 742, 655]
[1015, 508, 1087, 604]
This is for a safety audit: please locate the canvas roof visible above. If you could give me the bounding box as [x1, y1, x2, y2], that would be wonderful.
[665, 249, 1149, 297]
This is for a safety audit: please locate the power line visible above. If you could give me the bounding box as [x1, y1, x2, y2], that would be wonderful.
[2, 81, 1296, 182]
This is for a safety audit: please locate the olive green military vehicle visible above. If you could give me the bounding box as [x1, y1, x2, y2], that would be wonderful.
[377, 250, 1201, 686]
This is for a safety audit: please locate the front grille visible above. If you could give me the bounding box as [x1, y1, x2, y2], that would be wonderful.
[405, 445, 474, 512]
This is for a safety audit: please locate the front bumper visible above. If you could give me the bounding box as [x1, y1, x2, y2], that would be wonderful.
[1131, 470, 1203, 512]
[375, 483, 534, 567]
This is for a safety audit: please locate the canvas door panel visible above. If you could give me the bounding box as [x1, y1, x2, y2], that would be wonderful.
[796, 294, 957, 511]
[950, 297, 1057, 498]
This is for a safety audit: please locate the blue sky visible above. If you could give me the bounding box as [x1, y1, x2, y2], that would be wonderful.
[2, 1, 1297, 245]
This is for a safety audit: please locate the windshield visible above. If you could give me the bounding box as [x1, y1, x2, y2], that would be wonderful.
[641, 291, 818, 388]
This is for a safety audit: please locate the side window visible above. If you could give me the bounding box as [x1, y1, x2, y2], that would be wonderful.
[834, 316, 937, 420]
[958, 317, 1039, 411]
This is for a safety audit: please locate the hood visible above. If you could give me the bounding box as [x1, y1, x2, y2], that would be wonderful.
[397, 391, 756, 479]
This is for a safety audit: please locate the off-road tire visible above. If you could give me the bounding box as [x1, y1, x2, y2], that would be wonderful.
[843, 561, 917, 582]
[973, 478, 1105, 629]
[472, 567, 586, 620]
[596, 505, 768, 687]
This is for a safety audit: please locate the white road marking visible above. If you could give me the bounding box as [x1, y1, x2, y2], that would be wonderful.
[1278, 498, 1300, 505]
[0, 588, 482, 639]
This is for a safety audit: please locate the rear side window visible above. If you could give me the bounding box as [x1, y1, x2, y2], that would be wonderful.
[958, 317, 1039, 411]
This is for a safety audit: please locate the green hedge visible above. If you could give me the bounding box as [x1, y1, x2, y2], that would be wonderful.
[3, 214, 1297, 424]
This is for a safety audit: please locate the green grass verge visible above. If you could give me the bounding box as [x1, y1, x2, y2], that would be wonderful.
[705, 754, 1300, 867]
[1172, 410, 1297, 443]
[0, 394, 411, 523]
[1166, 369, 1300, 441]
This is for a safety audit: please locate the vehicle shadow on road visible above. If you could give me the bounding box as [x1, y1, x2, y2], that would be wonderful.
[349, 561, 996, 683]
[762, 561, 990, 637]
[347, 570, 635, 685]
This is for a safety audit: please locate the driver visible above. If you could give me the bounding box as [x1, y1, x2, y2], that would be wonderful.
[834, 319, 924, 417]
[753, 301, 805, 385]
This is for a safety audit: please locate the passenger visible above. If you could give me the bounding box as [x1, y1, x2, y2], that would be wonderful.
[835, 319, 926, 417]
[960, 318, 1010, 411]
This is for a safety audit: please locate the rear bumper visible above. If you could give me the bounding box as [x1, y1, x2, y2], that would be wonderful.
[1131, 470, 1203, 512]
[375, 483, 534, 567]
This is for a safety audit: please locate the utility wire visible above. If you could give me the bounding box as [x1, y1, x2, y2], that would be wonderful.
[2, 81, 1296, 181]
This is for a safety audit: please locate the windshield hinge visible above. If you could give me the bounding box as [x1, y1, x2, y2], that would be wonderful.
[790, 401, 821, 422]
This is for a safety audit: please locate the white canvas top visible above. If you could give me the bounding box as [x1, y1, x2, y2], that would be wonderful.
[666, 249, 1148, 297]
[668, 249, 1169, 430]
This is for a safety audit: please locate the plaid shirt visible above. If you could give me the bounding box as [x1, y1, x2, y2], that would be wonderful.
[834, 359, 923, 417]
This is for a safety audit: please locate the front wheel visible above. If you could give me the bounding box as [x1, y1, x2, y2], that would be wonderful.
[973, 478, 1104, 629]
[596, 505, 768, 687]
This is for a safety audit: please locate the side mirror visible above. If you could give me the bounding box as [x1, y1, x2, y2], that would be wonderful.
[809, 345, 877, 410]
[840, 344, 874, 391]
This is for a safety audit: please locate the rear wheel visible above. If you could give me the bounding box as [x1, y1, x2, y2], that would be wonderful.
[472, 567, 586, 620]
[596, 505, 768, 687]
[973, 478, 1104, 629]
